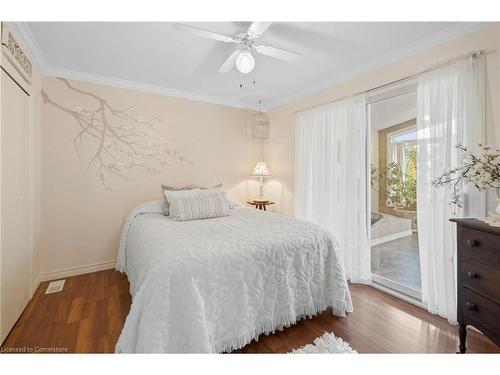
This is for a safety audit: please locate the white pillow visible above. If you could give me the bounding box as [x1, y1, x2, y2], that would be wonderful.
[164, 188, 201, 219]
[162, 183, 222, 216]
[197, 183, 238, 208]
[199, 185, 223, 195]
[169, 192, 230, 221]
[161, 185, 195, 216]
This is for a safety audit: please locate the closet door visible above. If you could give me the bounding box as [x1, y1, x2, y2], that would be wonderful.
[1, 69, 31, 343]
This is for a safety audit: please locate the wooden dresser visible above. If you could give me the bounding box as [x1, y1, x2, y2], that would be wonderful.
[451, 219, 500, 353]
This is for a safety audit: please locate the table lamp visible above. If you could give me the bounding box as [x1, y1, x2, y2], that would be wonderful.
[251, 161, 271, 199]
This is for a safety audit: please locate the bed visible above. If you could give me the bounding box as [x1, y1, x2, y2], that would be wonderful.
[115, 200, 352, 353]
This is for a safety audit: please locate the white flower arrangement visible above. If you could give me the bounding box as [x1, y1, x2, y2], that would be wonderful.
[432, 144, 500, 209]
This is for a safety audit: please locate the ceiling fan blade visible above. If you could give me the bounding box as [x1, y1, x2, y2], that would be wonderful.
[218, 50, 240, 73]
[247, 22, 272, 38]
[172, 23, 237, 43]
[254, 45, 301, 63]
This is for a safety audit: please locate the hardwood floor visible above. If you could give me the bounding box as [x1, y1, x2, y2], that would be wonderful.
[1, 269, 498, 353]
[1, 270, 131, 353]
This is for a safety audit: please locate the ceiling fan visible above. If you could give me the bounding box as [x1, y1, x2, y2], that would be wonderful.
[172, 22, 301, 74]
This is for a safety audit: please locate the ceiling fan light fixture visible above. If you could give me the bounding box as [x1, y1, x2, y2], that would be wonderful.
[173, 22, 300, 74]
[236, 51, 255, 74]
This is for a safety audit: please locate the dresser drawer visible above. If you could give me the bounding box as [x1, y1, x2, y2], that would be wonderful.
[462, 228, 500, 268]
[461, 288, 499, 334]
[462, 259, 500, 304]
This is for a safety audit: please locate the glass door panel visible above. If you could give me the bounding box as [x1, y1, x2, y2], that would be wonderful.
[368, 90, 421, 300]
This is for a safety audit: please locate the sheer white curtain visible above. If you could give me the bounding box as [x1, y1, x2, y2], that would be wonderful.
[295, 95, 370, 283]
[417, 54, 486, 323]
[389, 142, 406, 169]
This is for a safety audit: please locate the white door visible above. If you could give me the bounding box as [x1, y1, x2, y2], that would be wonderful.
[1, 69, 31, 343]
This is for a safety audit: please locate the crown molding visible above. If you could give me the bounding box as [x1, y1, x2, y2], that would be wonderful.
[9, 21, 492, 112]
[8, 22, 260, 111]
[42, 65, 262, 111]
[264, 22, 492, 111]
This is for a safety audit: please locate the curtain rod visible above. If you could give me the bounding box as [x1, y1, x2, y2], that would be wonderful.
[294, 49, 487, 114]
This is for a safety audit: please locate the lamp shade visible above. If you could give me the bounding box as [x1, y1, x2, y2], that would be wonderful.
[251, 161, 270, 177]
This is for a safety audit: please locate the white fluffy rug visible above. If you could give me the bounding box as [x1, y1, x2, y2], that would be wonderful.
[290, 332, 357, 354]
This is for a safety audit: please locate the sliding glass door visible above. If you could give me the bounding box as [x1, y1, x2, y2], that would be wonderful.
[367, 86, 421, 301]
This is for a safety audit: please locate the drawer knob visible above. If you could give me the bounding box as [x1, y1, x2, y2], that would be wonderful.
[465, 302, 477, 311]
[467, 271, 479, 279]
[466, 239, 478, 247]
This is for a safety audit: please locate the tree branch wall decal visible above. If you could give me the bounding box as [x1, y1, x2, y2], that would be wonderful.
[42, 78, 191, 190]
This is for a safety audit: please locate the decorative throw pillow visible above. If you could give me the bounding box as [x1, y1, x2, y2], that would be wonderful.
[196, 183, 238, 208]
[169, 191, 230, 221]
[195, 183, 223, 191]
[161, 185, 196, 216]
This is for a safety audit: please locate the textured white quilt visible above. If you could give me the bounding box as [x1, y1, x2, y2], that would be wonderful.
[115, 201, 352, 353]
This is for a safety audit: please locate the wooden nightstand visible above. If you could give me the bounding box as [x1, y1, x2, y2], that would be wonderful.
[450, 218, 500, 353]
[247, 200, 275, 211]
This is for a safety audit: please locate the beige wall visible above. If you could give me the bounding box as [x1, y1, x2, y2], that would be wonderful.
[265, 24, 500, 216]
[41, 77, 261, 277]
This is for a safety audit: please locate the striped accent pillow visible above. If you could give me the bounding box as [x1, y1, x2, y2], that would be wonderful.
[161, 185, 196, 216]
[169, 192, 230, 221]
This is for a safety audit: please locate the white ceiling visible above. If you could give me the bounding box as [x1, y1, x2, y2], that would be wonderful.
[14, 22, 488, 110]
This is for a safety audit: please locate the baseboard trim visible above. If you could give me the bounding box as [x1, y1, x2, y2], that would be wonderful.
[39, 260, 116, 282]
[30, 277, 40, 298]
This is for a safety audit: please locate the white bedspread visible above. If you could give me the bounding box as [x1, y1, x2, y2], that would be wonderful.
[115, 202, 352, 353]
